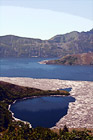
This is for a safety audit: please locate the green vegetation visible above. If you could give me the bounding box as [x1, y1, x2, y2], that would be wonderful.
[0, 81, 93, 139]
[0, 81, 69, 131]
[0, 123, 93, 140]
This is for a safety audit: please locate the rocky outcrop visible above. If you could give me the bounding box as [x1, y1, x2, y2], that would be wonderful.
[0, 29, 93, 58]
[43, 52, 93, 65]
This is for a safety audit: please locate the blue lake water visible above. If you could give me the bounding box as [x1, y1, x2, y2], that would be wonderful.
[0, 58, 93, 81]
[10, 96, 75, 128]
[59, 88, 72, 92]
[0, 57, 93, 127]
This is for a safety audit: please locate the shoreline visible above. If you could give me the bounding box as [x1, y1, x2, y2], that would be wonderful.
[0, 77, 93, 129]
[38, 60, 49, 64]
[39, 59, 93, 66]
[8, 100, 32, 128]
[8, 94, 69, 129]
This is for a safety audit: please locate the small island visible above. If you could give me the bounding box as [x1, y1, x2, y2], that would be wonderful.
[41, 52, 93, 65]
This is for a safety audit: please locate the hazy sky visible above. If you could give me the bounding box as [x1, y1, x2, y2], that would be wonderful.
[0, 0, 93, 39]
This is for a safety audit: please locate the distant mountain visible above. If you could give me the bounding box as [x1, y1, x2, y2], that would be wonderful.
[0, 29, 93, 57]
[43, 52, 93, 65]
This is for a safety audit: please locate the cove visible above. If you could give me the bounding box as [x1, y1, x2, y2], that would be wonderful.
[10, 96, 75, 128]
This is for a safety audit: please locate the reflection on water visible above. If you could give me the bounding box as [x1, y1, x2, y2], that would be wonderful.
[10, 96, 75, 128]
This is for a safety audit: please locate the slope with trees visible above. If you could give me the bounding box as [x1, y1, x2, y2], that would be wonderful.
[0, 81, 93, 139]
[0, 81, 69, 131]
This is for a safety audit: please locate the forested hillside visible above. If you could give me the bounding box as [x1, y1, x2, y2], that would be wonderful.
[0, 82, 93, 139]
[0, 81, 69, 131]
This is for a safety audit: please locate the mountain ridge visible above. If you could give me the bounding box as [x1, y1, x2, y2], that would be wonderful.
[0, 29, 93, 58]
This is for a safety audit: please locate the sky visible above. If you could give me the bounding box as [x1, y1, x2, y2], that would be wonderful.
[0, 0, 93, 39]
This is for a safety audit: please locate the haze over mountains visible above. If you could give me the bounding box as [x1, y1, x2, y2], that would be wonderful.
[0, 29, 93, 58]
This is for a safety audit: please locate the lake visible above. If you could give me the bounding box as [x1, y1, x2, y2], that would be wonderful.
[0, 57, 93, 81]
[10, 96, 75, 128]
[0, 57, 93, 128]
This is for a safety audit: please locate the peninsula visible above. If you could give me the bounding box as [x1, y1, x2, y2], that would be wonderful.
[0, 77, 93, 129]
[0, 79, 69, 131]
[40, 52, 93, 65]
[0, 77, 93, 139]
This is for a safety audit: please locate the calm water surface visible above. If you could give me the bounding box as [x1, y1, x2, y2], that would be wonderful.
[0, 58, 93, 81]
[1, 58, 92, 127]
[10, 96, 75, 128]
